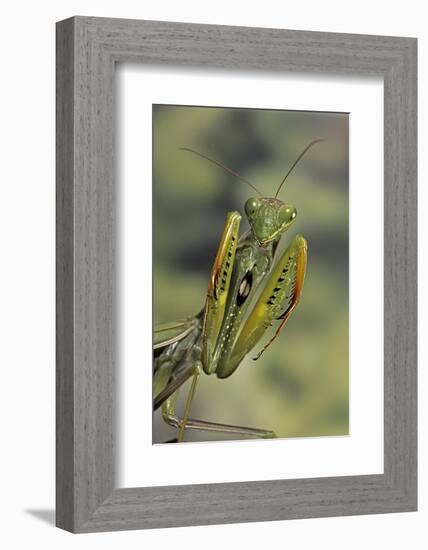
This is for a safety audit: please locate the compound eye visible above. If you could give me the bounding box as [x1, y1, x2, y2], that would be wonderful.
[245, 197, 261, 219]
[279, 204, 297, 225]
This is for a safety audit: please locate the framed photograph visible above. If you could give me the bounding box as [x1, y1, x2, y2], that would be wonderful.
[150, 105, 349, 447]
[56, 16, 417, 532]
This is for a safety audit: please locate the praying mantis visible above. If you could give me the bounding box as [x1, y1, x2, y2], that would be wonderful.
[153, 140, 323, 443]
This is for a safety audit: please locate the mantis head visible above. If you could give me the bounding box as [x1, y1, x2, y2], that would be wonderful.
[245, 197, 296, 245]
[180, 138, 323, 246]
[243, 138, 323, 245]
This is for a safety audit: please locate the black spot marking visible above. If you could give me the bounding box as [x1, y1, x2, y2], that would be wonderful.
[267, 292, 276, 304]
[237, 271, 253, 306]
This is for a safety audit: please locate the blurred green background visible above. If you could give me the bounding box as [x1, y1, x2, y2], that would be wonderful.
[152, 104, 349, 444]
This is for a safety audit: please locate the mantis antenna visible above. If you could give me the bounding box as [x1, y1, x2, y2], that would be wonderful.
[179, 147, 264, 197]
[274, 139, 324, 198]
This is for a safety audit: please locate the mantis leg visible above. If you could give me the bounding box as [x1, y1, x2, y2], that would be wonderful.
[161, 362, 276, 440]
[201, 211, 241, 374]
[176, 418, 275, 439]
[154, 363, 194, 411]
[162, 362, 201, 442]
[217, 234, 308, 378]
[162, 400, 276, 440]
[178, 365, 200, 442]
[153, 316, 202, 410]
[154, 317, 199, 350]
[251, 234, 308, 360]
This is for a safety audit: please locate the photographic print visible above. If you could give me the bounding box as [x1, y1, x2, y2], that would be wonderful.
[153, 104, 349, 444]
[56, 18, 417, 531]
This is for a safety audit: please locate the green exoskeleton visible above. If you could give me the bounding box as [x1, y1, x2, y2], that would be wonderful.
[153, 140, 323, 442]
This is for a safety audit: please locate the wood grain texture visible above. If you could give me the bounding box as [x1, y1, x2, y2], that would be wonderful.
[56, 16, 417, 533]
[56, 18, 75, 532]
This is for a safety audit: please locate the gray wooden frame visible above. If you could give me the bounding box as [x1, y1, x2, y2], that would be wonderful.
[56, 16, 417, 533]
